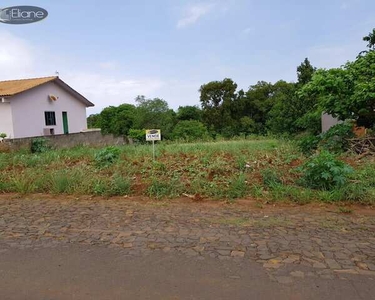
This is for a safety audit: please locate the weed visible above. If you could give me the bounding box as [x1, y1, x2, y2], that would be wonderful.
[226, 173, 248, 199]
[338, 207, 353, 214]
[261, 168, 282, 187]
[95, 146, 121, 168]
[108, 175, 131, 196]
[146, 176, 182, 199]
[298, 151, 353, 190]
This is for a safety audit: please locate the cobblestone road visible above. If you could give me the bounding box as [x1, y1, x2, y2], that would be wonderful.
[1, 195, 375, 284]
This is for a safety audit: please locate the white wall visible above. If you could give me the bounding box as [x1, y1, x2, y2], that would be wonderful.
[0, 102, 14, 138]
[321, 113, 342, 132]
[10, 81, 88, 138]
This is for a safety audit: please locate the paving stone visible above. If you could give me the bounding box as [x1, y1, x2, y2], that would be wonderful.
[231, 250, 245, 258]
[325, 259, 341, 270]
[290, 271, 305, 278]
[313, 262, 326, 269]
[1, 197, 375, 282]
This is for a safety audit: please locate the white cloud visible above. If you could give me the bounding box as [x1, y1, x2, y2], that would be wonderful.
[0, 30, 166, 114]
[0, 30, 35, 80]
[63, 72, 165, 114]
[177, 3, 215, 29]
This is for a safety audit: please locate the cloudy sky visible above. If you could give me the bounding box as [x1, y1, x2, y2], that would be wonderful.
[0, 0, 374, 115]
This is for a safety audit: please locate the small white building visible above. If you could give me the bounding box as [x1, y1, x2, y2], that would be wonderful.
[0, 76, 94, 139]
[321, 113, 342, 132]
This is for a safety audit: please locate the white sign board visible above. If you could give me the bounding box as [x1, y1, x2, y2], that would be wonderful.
[146, 129, 161, 141]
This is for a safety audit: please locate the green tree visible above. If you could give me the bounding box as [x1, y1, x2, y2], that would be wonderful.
[267, 59, 319, 135]
[242, 81, 285, 133]
[100, 104, 136, 136]
[301, 50, 375, 128]
[87, 113, 101, 128]
[363, 28, 375, 50]
[134, 95, 177, 139]
[266, 81, 298, 134]
[171, 120, 208, 141]
[239, 116, 256, 136]
[199, 78, 243, 136]
[297, 58, 316, 85]
[176, 105, 202, 121]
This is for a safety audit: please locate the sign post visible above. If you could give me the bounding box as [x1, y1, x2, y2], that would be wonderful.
[145, 129, 161, 160]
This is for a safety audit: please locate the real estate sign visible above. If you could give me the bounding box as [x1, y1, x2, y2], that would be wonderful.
[146, 129, 161, 141]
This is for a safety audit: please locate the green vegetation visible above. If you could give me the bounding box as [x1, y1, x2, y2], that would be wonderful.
[86, 28, 374, 145]
[298, 151, 353, 190]
[2, 29, 375, 205]
[30, 137, 50, 153]
[0, 139, 374, 205]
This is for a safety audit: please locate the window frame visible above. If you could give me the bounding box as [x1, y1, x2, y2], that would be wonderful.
[44, 111, 56, 126]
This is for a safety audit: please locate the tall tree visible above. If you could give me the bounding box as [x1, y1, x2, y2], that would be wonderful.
[199, 78, 243, 136]
[297, 58, 316, 85]
[134, 95, 176, 138]
[242, 81, 276, 133]
[363, 28, 375, 50]
[267, 59, 319, 135]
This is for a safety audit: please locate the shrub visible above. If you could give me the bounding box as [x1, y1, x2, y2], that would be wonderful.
[298, 151, 353, 190]
[30, 137, 50, 153]
[172, 120, 209, 142]
[297, 134, 320, 155]
[319, 121, 355, 153]
[95, 146, 121, 167]
[128, 129, 146, 143]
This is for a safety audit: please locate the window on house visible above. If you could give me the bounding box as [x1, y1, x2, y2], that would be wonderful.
[45, 111, 56, 126]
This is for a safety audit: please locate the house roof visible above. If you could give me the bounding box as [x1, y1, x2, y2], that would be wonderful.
[0, 76, 94, 107]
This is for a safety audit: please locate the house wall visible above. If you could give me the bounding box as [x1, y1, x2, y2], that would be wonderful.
[0, 102, 14, 138]
[321, 113, 342, 132]
[1, 130, 131, 152]
[10, 81, 88, 138]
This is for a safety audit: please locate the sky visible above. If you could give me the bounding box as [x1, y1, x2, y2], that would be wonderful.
[0, 0, 374, 115]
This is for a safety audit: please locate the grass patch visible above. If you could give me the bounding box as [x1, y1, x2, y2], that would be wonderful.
[0, 138, 373, 205]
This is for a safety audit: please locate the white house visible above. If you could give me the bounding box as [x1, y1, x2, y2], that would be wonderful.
[0, 76, 94, 139]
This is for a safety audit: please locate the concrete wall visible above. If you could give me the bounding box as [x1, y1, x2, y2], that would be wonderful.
[10, 81, 88, 138]
[321, 113, 342, 132]
[1, 130, 131, 152]
[0, 102, 14, 138]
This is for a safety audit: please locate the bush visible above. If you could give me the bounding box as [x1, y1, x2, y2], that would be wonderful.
[95, 146, 121, 167]
[319, 121, 354, 153]
[171, 120, 209, 142]
[30, 138, 50, 153]
[298, 151, 353, 190]
[297, 134, 320, 155]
